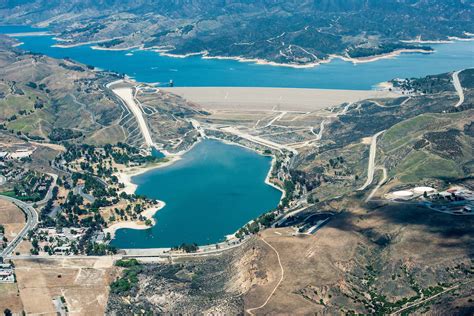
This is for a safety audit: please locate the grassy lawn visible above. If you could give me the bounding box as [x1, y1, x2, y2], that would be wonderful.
[0, 190, 40, 202]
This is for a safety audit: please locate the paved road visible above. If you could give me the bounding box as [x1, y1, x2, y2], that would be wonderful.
[74, 185, 96, 203]
[122, 237, 251, 258]
[272, 205, 310, 227]
[7, 254, 122, 260]
[219, 126, 297, 154]
[358, 130, 385, 191]
[452, 70, 465, 108]
[0, 195, 38, 257]
[36, 173, 58, 205]
[365, 166, 388, 202]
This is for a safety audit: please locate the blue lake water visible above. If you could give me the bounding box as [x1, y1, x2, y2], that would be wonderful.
[111, 140, 282, 248]
[1, 25, 473, 248]
[1, 25, 473, 89]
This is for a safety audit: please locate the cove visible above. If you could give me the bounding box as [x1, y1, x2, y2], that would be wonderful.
[1, 26, 473, 89]
[111, 139, 282, 248]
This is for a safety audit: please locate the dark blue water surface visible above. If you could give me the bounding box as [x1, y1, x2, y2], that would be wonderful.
[1, 25, 473, 89]
[111, 140, 281, 248]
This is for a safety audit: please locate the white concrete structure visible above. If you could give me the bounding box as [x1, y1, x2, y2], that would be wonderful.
[413, 187, 436, 194]
[452, 70, 465, 108]
[391, 190, 414, 199]
[112, 87, 155, 148]
[163, 87, 396, 112]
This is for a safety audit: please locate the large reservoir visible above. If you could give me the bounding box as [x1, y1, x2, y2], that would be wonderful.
[1, 25, 473, 90]
[111, 140, 282, 248]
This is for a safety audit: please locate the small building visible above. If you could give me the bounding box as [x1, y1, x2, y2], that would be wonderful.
[413, 186, 436, 195]
[0, 263, 14, 283]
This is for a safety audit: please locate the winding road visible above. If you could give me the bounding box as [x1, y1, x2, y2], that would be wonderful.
[36, 173, 58, 205]
[0, 195, 39, 257]
[358, 130, 385, 191]
[0, 172, 58, 257]
[452, 70, 465, 108]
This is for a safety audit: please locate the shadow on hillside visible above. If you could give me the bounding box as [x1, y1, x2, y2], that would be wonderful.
[326, 201, 474, 254]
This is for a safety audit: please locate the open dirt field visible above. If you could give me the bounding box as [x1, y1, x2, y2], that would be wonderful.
[162, 87, 396, 112]
[0, 283, 23, 314]
[0, 199, 25, 242]
[15, 240, 32, 256]
[13, 257, 118, 315]
[243, 225, 358, 314]
[241, 201, 474, 314]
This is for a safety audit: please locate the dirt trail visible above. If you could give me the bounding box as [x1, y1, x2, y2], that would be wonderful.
[246, 237, 284, 315]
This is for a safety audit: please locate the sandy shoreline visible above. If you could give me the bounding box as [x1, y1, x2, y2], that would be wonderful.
[52, 37, 125, 48]
[329, 48, 434, 64]
[42, 36, 438, 69]
[6, 31, 54, 37]
[91, 44, 142, 51]
[116, 156, 181, 195]
[448, 36, 474, 42]
[105, 152, 184, 238]
[7, 30, 471, 69]
[104, 203, 165, 239]
[154, 48, 435, 68]
[111, 134, 285, 241]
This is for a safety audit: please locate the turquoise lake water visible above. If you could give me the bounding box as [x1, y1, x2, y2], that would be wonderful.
[1, 25, 473, 248]
[111, 140, 281, 248]
[1, 25, 473, 89]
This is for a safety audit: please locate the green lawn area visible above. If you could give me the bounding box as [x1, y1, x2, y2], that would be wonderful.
[0, 190, 40, 202]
